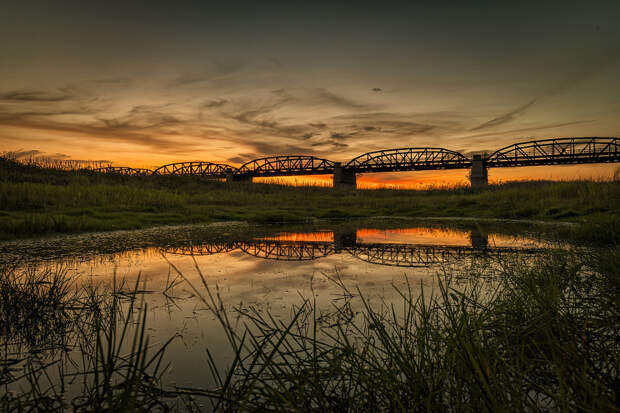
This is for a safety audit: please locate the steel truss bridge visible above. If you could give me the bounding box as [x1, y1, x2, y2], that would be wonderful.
[98, 137, 619, 181]
[162, 239, 545, 267]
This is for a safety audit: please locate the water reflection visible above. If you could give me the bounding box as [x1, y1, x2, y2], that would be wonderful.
[163, 227, 547, 267]
[0, 222, 560, 402]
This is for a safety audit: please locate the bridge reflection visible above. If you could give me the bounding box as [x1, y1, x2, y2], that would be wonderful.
[162, 229, 546, 267]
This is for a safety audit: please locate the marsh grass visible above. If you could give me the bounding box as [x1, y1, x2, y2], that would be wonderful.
[1, 245, 618, 411]
[170, 248, 619, 411]
[0, 267, 180, 411]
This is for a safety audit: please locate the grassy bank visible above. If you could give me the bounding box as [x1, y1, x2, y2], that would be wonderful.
[1, 157, 619, 241]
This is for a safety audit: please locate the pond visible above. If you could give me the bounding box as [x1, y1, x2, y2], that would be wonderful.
[0, 219, 566, 406]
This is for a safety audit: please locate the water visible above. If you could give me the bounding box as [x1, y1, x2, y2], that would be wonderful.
[0, 220, 560, 401]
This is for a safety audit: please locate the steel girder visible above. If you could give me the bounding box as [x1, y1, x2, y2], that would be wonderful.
[94, 166, 153, 175]
[346, 148, 470, 172]
[236, 240, 335, 260]
[152, 161, 232, 176]
[236, 155, 336, 176]
[485, 137, 620, 167]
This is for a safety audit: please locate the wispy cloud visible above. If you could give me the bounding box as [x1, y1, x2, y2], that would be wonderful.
[0, 89, 73, 102]
[471, 44, 620, 131]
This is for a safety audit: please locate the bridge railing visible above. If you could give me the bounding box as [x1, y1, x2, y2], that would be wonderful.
[236, 155, 336, 176]
[93, 166, 153, 175]
[485, 137, 620, 167]
[152, 161, 232, 176]
[346, 148, 471, 172]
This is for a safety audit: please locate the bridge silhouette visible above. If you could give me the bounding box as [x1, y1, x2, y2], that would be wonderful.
[95, 137, 620, 189]
[162, 230, 547, 267]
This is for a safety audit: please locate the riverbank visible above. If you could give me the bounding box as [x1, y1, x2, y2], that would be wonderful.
[1, 157, 619, 242]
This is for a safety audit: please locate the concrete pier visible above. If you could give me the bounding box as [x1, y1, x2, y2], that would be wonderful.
[469, 230, 488, 250]
[334, 229, 357, 252]
[226, 171, 253, 183]
[469, 155, 488, 190]
[333, 162, 357, 189]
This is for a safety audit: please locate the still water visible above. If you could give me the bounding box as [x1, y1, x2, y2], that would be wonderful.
[1, 220, 558, 399]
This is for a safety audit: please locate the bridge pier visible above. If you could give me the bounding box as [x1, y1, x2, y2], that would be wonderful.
[469, 230, 488, 250]
[333, 162, 357, 189]
[334, 229, 357, 252]
[469, 155, 488, 190]
[226, 171, 253, 183]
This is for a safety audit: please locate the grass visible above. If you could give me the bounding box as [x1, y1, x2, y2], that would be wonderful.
[1, 156, 619, 241]
[0, 267, 178, 411]
[1, 245, 618, 410]
[185, 247, 620, 412]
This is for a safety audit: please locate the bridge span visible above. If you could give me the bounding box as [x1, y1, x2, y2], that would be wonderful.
[162, 230, 546, 267]
[99, 137, 619, 189]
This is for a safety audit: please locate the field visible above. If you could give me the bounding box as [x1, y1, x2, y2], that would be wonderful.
[1, 157, 619, 243]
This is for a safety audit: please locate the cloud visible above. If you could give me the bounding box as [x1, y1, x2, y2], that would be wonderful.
[93, 77, 133, 85]
[463, 120, 593, 142]
[470, 99, 537, 131]
[471, 44, 620, 131]
[372, 87, 382, 92]
[202, 98, 228, 108]
[227, 156, 246, 164]
[0, 89, 72, 102]
[168, 61, 244, 87]
[314, 88, 377, 110]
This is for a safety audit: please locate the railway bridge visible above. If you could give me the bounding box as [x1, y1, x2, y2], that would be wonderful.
[97, 137, 620, 189]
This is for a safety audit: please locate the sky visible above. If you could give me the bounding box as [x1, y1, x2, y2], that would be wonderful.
[1, 1, 619, 187]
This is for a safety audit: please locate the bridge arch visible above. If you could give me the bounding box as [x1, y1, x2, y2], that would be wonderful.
[152, 161, 232, 176]
[237, 240, 335, 261]
[485, 137, 620, 167]
[94, 166, 153, 175]
[236, 155, 335, 176]
[162, 243, 237, 256]
[346, 148, 470, 172]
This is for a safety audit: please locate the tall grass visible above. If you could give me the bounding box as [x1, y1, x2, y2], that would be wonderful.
[1, 267, 178, 411]
[2, 246, 618, 411]
[172, 248, 620, 411]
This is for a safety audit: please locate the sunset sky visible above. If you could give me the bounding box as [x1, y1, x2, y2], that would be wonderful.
[1, 1, 619, 187]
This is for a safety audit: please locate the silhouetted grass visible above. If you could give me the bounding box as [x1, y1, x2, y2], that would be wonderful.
[182, 247, 620, 411]
[2, 245, 618, 410]
[0, 267, 179, 411]
[1, 156, 619, 242]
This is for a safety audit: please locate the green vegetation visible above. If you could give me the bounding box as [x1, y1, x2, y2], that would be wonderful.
[1, 157, 619, 241]
[2, 246, 618, 411]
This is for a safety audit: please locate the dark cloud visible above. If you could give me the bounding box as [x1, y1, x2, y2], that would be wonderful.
[0, 89, 72, 102]
[314, 88, 377, 110]
[470, 99, 537, 131]
[169, 61, 244, 87]
[372, 88, 382, 92]
[227, 156, 246, 164]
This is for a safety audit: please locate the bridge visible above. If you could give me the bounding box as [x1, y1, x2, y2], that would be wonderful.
[100, 137, 619, 189]
[162, 231, 547, 267]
